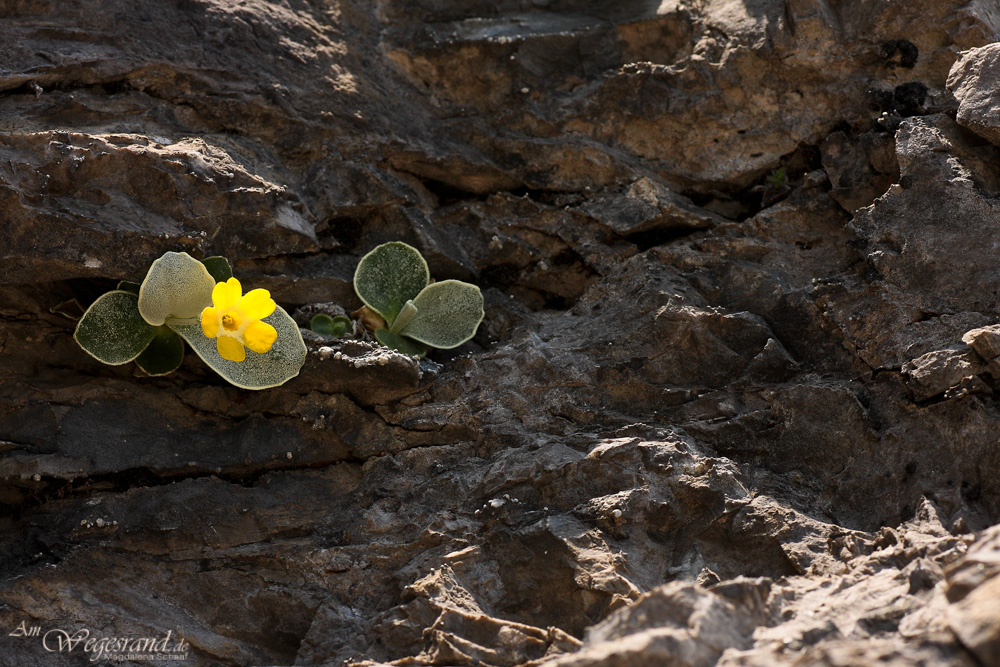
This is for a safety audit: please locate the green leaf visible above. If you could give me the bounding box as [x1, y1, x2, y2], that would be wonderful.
[374, 328, 428, 358]
[201, 256, 233, 283]
[117, 280, 141, 295]
[354, 242, 430, 324]
[168, 305, 307, 390]
[135, 326, 185, 376]
[74, 291, 157, 365]
[138, 251, 216, 326]
[399, 280, 484, 349]
[310, 314, 351, 337]
[388, 300, 418, 335]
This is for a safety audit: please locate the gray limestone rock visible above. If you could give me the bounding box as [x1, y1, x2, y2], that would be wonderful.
[4, 1, 1000, 666]
[949, 43, 1000, 146]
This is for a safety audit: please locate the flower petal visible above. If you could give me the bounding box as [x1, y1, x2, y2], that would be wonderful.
[240, 288, 276, 320]
[217, 335, 246, 362]
[212, 278, 240, 310]
[201, 307, 219, 338]
[244, 320, 278, 354]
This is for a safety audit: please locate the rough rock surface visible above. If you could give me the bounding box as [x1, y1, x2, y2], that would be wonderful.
[2, 1, 1000, 666]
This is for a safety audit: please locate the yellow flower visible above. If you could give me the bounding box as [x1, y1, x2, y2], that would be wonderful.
[200, 277, 277, 362]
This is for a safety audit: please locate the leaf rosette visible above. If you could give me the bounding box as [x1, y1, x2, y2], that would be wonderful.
[354, 242, 484, 355]
[75, 251, 305, 389]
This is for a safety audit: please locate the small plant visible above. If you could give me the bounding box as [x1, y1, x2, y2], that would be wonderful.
[309, 314, 352, 337]
[75, 251, 306, 389]
[353, 242, 484, 356]
[766, 167, 787, 188]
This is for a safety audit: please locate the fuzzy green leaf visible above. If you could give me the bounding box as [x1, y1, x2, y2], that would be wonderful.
[168, 305, 307, 390]
[310, 314, 351, 337]
[399, 280, 484, 349]
[138, 251, 216, 326]
[374, 328, 428, 357]
[75, 291, 157, 365]
[354, 242, 430, 324]
[201, 256, 233, 283]
[388, 300, 418, 335]
[135, 326, 185, 376]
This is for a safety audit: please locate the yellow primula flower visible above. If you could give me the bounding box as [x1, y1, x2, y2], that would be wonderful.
[200, 277, 278, 362]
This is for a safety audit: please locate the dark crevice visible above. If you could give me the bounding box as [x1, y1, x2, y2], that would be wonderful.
[0, 75, 149, 100]
[734, 142, 825, 221]
[63, 276, 123, 307]
[878, 40, 919, 69]
[414, 176, 500, 205]
[323, 215, 364, 252]
[403, 170, 589, 208]
[479, 263, 523, 290]
[623, 224, 708, 251]
[1, 457, 368, 520]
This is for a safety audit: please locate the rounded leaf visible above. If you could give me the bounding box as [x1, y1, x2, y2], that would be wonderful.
[168, 305, 307, 390]
[135, 326, 185, 376]
[200, 256, 233, 283]
[399, 280, 485, 349]
[138, 251, 216, 326]
[354, 242, 429, 324]
[74, 291, 157, 365]
[329, 315, 353, 337]
[310, 314, 351, 337]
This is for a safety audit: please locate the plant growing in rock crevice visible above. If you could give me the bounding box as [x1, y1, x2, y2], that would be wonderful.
[75, 251, 306, 389]
[309, 313, 353, 338]
[353, 242, 484, 356]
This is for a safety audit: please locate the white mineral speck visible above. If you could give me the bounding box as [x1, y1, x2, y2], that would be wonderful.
[32, 474, 41, 482]
[286, 452, 292, 459]
[489, 498, 505, 508]
[96, 518, 105, 527]
[612, 509, 623, 519]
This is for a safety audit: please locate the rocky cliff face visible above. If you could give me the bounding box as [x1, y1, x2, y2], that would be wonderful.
[3, 0, 1000, 665]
